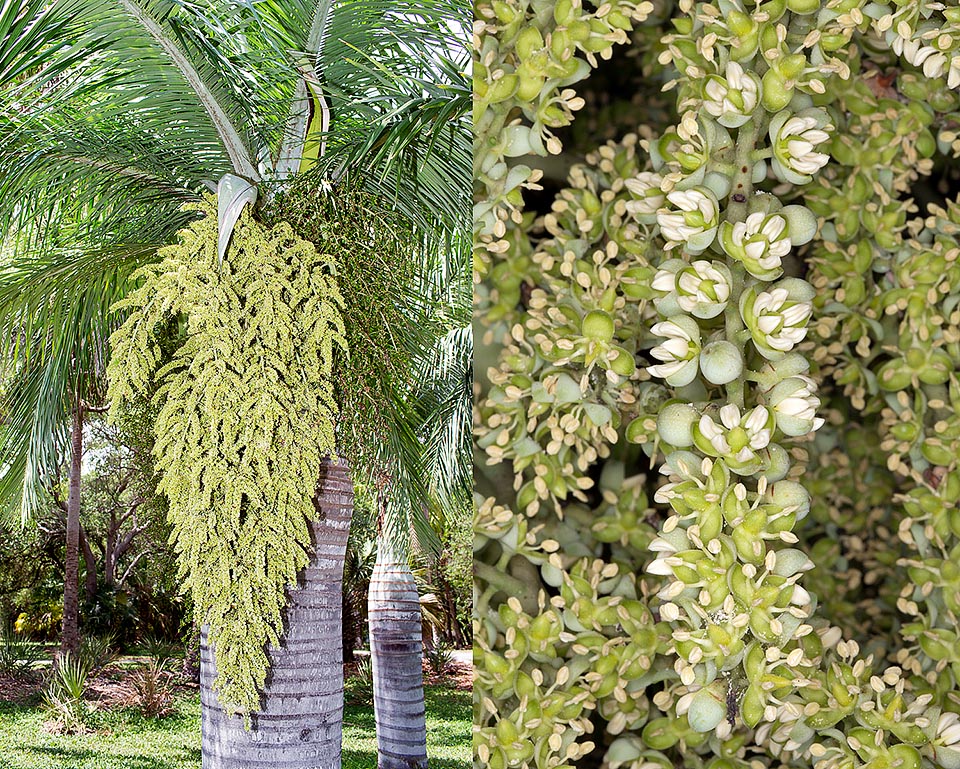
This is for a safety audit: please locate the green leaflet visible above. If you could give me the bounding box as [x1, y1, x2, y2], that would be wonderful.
[106, 197, 346, 715]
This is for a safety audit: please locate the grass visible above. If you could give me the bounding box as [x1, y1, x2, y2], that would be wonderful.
[0, 685, 470, 769]
[0, 694, 201, 769]
[342, 686, 471, 769]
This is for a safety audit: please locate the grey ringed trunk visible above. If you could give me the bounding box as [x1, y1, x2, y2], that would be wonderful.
[369, 541, 428, 769]
[200, 457, 353, 769]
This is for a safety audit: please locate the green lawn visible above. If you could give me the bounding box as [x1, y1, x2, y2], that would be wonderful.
[342, 687, 471, 769]
[0, 685, 470, 769]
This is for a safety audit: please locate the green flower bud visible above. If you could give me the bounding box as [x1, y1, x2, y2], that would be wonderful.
[740, 684, 765, 727]
[699, 341, 744, 385]
[658, 402, 699, 447]
[761, 68, 792, 112]
[582, 309, 615, 342]
[769, 480, 811, 521]
[780, 204, 818, 245]
[687, 685, 727, 732]
[759, 442, 790, 482]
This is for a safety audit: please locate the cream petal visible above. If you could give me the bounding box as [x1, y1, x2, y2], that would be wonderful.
[719, 404, 741, 429]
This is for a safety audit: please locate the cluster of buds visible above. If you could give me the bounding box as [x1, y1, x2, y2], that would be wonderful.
[473, 0, 655, 275]
[475, 0, 960, 767]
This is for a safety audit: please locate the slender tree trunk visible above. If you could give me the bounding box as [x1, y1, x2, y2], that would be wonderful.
[79, 527, 98, 603]
[60, 401, 83, 659]
[201, 457, 353, 769]
[369, 539, 428, 769]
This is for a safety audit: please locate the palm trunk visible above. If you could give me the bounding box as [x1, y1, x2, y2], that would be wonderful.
[200, 457, 353, 769]
[60, 401, 83, 658]
[369, 539, 428, 769]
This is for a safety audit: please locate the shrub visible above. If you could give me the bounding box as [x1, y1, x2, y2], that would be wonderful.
[79, 633, 118, 675]
[475, 2, 960, 768]
[425, 641, 455, 680]
[0, 622, 43, 676]
[344, 657, 374, 706]
[129, 657, 177, 719]
[42, 654, 91, 734]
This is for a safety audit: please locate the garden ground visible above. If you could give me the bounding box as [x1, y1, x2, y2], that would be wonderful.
[0, 658, 471, 769]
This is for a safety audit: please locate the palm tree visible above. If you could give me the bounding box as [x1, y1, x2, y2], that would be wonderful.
[367, 274, 472, 768]
[0, 0, 469, 766]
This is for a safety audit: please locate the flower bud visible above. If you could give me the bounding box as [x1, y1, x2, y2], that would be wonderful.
[582, 309, 615, 342]
[769, 480, 811, 521]
[687, 685, 726, 732]
[761, 68, 792, 112]
[657, 402, 699, 447]
[779, 204, 818, 246]
[699, 341, 743, 385]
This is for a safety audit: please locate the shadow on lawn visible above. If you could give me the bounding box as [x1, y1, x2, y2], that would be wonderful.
[25, 746, 185, 769]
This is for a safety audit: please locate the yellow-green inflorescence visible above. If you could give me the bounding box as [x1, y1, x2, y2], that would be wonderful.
[476, 1, 960, 768]
[107, 198, 346, 716]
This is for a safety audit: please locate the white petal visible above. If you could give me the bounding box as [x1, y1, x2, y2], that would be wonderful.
[745, 240, 767, 261]
[745, 406, 769, 432]
[646, 557, 676, 576]
[781, 303, 812, 326]
[719, 404, 741, 429]
[762, 216, 786, 240]
[757, 315, 782, 334]
[751, 429, 771, 450]
[651, 270, 677, 292]
[744, 212, 765, 234]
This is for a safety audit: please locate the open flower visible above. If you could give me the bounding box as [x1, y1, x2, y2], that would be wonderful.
[769, 109, 832, 184]
[652, 259, 732, 319]
[703, 61, 761, 128]
[656, 187, 719, 253]
[624, 171, 665, 224]
[694, 404, 773, 475]
[766, 376, 824, 436]
[740, 283, 813, 360]
[647, 315, 701, 387]
[934, 712, 960, 769]
[719, 212, 790, 280]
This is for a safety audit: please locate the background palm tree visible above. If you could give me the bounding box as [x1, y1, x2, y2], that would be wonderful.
[367, 318, 472, 769]
[0, 0, 469, 766]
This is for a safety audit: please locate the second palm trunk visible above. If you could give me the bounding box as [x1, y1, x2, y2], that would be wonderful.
[369, 540, 428, 769]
